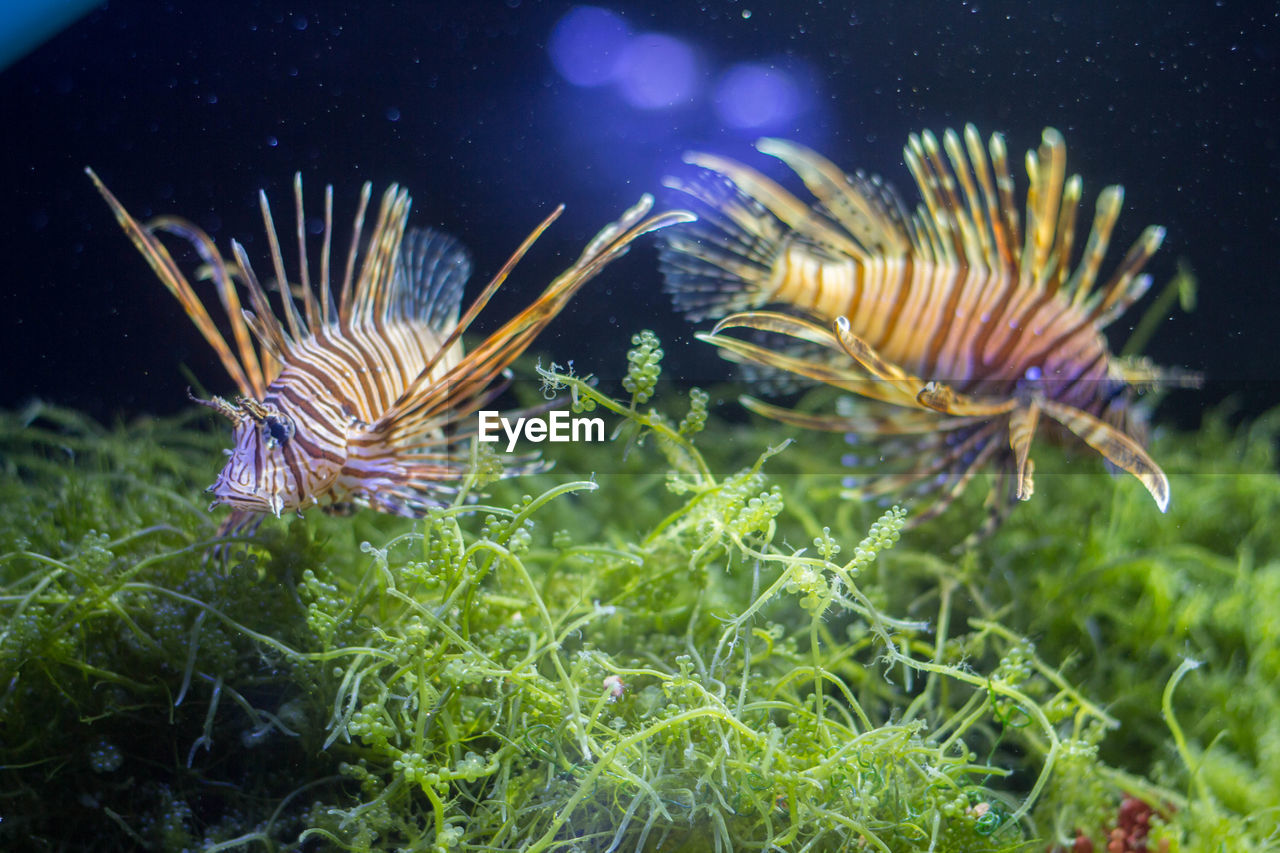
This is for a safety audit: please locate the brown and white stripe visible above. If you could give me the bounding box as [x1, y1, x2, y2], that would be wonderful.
[659, 125, 1198, 528]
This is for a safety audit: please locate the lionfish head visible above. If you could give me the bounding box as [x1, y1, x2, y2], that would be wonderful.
[191, 391, 301, 518]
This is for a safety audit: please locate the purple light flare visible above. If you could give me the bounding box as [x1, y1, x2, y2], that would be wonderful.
[714, 63, 804, 130]
[614, 33, 699, 110]
[548, 6, 631, 88]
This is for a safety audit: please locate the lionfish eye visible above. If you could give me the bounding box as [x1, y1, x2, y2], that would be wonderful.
[264, 416, 293, 448]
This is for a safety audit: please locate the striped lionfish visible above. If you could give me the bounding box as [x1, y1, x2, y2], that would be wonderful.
[659, 126, 1199, 528]
[88, 169, 689, 536]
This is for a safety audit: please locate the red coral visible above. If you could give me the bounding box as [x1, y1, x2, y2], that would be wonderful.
[1104, 795, 1168, 853]
[1050, 795, 1170, 853]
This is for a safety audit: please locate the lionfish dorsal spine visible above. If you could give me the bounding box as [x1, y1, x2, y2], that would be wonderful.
[338, 182, 374, 328]
[230, 240, 291, 357]
[289, 174, 320, 329]
[257, 186, 307, 342]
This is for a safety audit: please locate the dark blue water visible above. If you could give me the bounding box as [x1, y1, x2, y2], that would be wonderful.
[2, 0, 1275, 425]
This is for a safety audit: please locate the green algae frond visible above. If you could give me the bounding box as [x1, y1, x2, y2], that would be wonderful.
[2, 338, 1278, 851]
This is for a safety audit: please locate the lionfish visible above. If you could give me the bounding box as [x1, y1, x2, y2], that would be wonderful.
[659, 126, 1198, 528]
[88, 168, 689, 536]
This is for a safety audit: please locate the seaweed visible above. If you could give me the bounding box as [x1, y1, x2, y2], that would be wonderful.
[1, 336, 1277, 851]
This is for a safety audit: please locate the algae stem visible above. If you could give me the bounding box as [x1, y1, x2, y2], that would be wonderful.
[1162, 656, 1204, 800]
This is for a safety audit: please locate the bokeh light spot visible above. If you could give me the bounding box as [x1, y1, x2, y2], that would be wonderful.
[615, 33, 698, 109]
[548, 6, 631, 87]
[714, 63, 802, 129]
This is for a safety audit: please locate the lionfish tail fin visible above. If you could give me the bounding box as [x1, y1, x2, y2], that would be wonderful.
[660, 140, 914, 322]
[394, 228, 472, 331]
[658, 163, 791, 321]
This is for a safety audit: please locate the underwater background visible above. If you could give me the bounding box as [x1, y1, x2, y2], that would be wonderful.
[2, 1, 1279, 851]
[2, 0, 1278, 421]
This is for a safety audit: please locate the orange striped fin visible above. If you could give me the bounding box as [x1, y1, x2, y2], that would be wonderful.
[289, 174, 320, 329]
[1087, 225, 1165, 327]
[338, 183, 374, 326]
[229, 241, 292, 359]
[1021, 127, 1068, 291]
[682, 151, 867, 260]
[904, 131, 960, 265]
[740, 394, 984, 435]
[961, 124, 1016, 270]
[375, 195, 693, 442]
[701, 310, 1020, 417]
[351, 184, 412, 324]
[1046, 175, 1083, 296]
[699, 312, 923, 407]
[830, 317, 1016, 417]
[86, 168, 261, 399]
[146, 215, 273, 397]
[755, 138, 910, 257]
[257, 186, 308, 341]
[1007, 401, 1041, 501]
[941, 127, 998, 273]
[1065, 185, 1123, 307]
[696, 330, 899, 402]
[376, 204, 566, 425]
[1040, 397, 1170, 511]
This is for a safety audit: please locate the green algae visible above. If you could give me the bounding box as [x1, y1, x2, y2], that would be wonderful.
[1, 339, 1277, 851]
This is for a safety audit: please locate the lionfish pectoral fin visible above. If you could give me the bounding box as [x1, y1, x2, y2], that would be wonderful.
[697, 322, 914, 407]
[739, 395, 867, 433]
[200, 509, 265, 568]
[710, 311, 842, 351]
[1039, 398, 1170, 512]
[342, 429, 465, 517]
[695, 331, 870, 389]
[657, 170, 789, 321]
[1112, 356, 1205, 392]
[214, 509, 263, 539]
[1007, 402, 1041, 501]
[963, 460, 1025, 549]
[827, 317, 1018, 416]
[903, 425, 1007, 530]
[355, 481, 446, 518]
